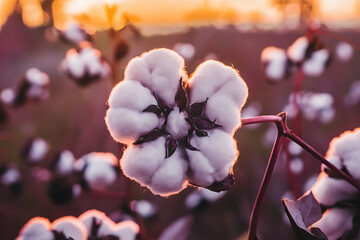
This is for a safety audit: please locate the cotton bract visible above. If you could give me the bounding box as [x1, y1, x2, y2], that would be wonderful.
[105, 48, 248, 196]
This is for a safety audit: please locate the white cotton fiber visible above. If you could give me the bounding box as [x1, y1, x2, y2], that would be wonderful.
[287, 36, 309, 63]
[311, 172, 357, 206]
[56, 150, 76, 174]
[165, 107, 190, 139]
[111, 221, 140, 240]
[187, 129, 238, 186]
[16, 217, 53, 240]
[310, 208, 353, 240]
[52, 216, 87, 240]
[79, 209, 113, 237]
[124, 48, 186, 106]
[261, 46, 288, 81]
[121, 137, 166, 185]
[105, 108, 159, 145]
[302, 49, 329, 77]
[108, 80, 157, 111]
[149, 149, 188, 195]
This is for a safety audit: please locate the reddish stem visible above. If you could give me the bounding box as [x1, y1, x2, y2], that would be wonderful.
[318, 30, 360, 51]
[248, 116, 285, 240]
[244, 113, 360, 240]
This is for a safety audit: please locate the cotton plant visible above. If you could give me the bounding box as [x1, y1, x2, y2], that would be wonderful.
[344, 80, 360, 106]
[61, 42, 110, 86]
[1, 68, 50, 108]
[16, 216, 87, 240]
[283, 91, 335, 123]
[0, 164, 23, 196]
[261, 34, 330, 82]
[283, 128, 360, 240]
[21, 137, 50, 163]
[54, 23, 92, 45]
[74, 152, 119, 191]
[105, 48, 248, 196]
[16, 209, 139, 240]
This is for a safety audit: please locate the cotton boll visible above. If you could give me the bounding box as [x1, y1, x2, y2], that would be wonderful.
[52, 216, 87, 240]
[342, 151, 360, 179]
[128, 48, 186, 106]
[63, 50, 85, 78]
[310, 208, 353, 240]
[55, 150, 76, 174]
[287, 36, 309, 63]
[288, 141, 302, 156]
[62, 44, 109, 86]
[121, 137, 166, 185]
[1, 88, 16, 105]
[188, 60, 248, 106]
[311, 172, 358, 206]
[185, 191, 203, 209]
[130, 200, 157, 218]
[105, 108, 159, 145]
[289, 158, 304, 174]
[82, 152, 118, 191]
[336, 42, 353, 62]
[17, 217, 53, 240]
[111, 221, 140, 240]
[199, 188, 226, 202]
[187, 129, 238, 186]
[27, 138, 49, 163]
[25, 68, 49, 86]
[124, 57, 152, 87]
[79, 209, 113, 237]
[149, 149, 188, 195]
[108, 80, 157, 111]
[173, 43, 195, 60]
[302, 49, 329, 77]
[142, 49, 187, 105]
[62, 24, 91, 44]
[166, 107, 190, 139]
[344, 80, 360, 106]
[1, 167, 21, 185]
[205, 95, 241, 134]
[261, 46, 289, 81]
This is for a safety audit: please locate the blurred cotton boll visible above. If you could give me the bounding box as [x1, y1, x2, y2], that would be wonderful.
[79, 209, 140, 240]
[287, 36, 309, 63]
[186, 188, 226, 209]
[335, 42, 353, 62]
[0, 164, 23, 196]
[130, 200, 157, 218]
[302, 49, 330, 77]
[61, 42, 110, 86]
[261, 46, 292, 82]
[53, 150, 76, 175]
[173, 43, 196, 60]
[76, 152, 118, 191]
[22, 137, 49, 163]
[58, 24, 92, 45]
[344, 80, 360, 106]
[106, 48, 248, 196]
[283, 91, 335, 123]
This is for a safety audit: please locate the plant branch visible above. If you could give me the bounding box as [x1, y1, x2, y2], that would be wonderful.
[247, 114, 286, 240]
[243, 112, 360, 240]
[285, 130, 360, 191]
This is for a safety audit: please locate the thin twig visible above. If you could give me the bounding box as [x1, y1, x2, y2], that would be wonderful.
[248, 117, 285, 240]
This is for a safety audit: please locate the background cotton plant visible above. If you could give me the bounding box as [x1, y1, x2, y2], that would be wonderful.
[105, 48, 248, 196]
